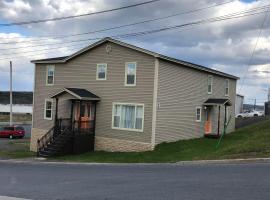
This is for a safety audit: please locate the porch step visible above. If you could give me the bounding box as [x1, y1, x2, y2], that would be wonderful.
[37, 130, 73, 158]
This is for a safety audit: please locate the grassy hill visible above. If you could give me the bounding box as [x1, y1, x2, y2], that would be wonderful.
[57, 119, 270, 163]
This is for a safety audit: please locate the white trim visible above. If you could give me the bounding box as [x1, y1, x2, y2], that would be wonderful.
[125, 62, 137, 86]
[151, 58, 159, 148]
[46, 65, 55, 86]
[207, 75, 213, 94]
[111, 102, 144, 132]
[96, 63, 107, 80]
[225, 79, 229, 96]
[196, 106, 202, 122]
[44, 99, 53, 120]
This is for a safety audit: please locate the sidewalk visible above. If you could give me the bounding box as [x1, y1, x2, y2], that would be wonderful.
[0, 157, 270, 166]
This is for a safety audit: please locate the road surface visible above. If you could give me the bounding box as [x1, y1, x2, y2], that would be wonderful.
[0, 162, 269, 200]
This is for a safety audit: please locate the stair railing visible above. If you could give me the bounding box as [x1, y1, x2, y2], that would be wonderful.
[37, 126, 55, 155]
[37, 118, 72, 155]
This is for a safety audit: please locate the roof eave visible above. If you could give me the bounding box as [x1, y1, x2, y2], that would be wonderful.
[30, 37, 239, 80]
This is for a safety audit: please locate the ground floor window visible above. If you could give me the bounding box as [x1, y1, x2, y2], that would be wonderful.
[44, 99, 53, 120]
[196, 107, 202, 122]
[112, 103, 144, 132]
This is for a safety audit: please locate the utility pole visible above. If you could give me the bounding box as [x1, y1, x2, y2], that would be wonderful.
[254, 98, 256, 111]
[10, 61, 13, 126]
[268, 88, 270, 102]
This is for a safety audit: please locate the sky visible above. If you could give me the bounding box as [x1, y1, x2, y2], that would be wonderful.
[0, 0, 269, 105]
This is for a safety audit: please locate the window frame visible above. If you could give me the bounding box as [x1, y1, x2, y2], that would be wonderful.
[225, 79, 229, 96]
[46, 65, 55, 86]
[96, 63, 107, 80]
[196, 106, 202, 122]
[111, 102, 144, 132]
[44, 99, 53, 120]
[207, 75, 213, 94]
[125, 62, 137, 86]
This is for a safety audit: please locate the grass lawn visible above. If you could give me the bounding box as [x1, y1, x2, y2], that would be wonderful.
[56, 119, 270, 163]
[0, 139, 35, 159]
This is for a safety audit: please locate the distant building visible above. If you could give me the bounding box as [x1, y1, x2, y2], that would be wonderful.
[0, 92, 33, 115]
[235, 94, 244, 115]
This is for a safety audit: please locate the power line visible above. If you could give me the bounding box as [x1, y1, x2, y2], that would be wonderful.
[0, 5, 268, 60]
[0, 5, 269, 53]
[0, 0, 236, 45]
[239, 1, 270, 92]
[0, 0, 160, 27]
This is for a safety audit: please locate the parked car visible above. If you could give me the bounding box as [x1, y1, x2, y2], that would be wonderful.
[0, 125, 25, 139]
[236, 110, 264, 118]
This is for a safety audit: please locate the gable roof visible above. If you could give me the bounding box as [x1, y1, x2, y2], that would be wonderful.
[31, 37, 239, 80]
[204, 98, 232, 106]
[50, 88, 100, 101]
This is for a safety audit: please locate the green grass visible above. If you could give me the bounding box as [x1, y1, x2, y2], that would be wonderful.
[0, 139, 35, 159]
[55, 119, 270, 163]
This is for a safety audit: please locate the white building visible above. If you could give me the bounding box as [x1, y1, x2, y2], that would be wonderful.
[0, 91, 33, 115]
[0, 104, 32, 114]
[235, 94, 244, 116]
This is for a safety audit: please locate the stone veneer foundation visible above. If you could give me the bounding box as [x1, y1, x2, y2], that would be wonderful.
[30, 130, 153, 152]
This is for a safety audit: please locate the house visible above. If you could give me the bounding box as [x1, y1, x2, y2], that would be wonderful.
[0, 92, 33, 115]
[30, 37, 238, 156]
[235, 94, 244, 116]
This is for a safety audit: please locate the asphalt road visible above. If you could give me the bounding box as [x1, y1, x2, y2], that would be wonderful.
[0, 162, 270, 200]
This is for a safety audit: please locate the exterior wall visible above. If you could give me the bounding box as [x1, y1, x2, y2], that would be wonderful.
[31, 41, 155, 151]
[155, 59, 236, 144]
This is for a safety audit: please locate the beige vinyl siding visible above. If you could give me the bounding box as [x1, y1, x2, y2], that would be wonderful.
[33, 41, 155, 144]
[155, 59, 236, 144]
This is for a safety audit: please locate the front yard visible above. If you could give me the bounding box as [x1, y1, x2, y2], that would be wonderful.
[1, 119, 270, 162]
[0, 139, 34, 159]
[57, 119, 270, 163]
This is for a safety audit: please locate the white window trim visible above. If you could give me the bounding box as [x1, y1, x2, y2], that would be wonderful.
[46, 65, 55, 86]
[225, 79, 229, 96]
[96, 63, 107, 80]
[44, 99, 53, 120]
[111, 102, 144, 132]
[207, 75, 213, 94]
[196, 106, 202, 122]
[125, 62, 137, 86]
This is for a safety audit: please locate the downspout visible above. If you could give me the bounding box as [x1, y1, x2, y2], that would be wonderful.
[217, 105, 221, 136]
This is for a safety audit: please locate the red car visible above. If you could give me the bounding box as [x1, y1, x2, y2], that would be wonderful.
[0, 125, 25, 139]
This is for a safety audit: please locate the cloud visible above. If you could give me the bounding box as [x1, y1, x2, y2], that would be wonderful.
[0, 0, 269, 103]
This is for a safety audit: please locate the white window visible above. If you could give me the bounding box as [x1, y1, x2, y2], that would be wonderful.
[44, 99, 53, 120]
[225, 79, 229, 96]
[112, 103, 144, 132]
[96, 63, 107, 80]
[125, 62, 136, 86]
[196, 107, 202, 122]
[46, 65, 55, 85]
[207, 75, 213, 94]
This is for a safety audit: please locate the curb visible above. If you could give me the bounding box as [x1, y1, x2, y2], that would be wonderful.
[0, 157, 270, 166]
[176, 157, 270, 165]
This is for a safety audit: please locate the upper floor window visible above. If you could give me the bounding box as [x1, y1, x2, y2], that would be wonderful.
[125, 62, 136, 86]
[96, 63, 107, 80]
[225, 79, 229, 96]
[112, 103, 144, 132]
[46, 65, 55, 85]
[207, 75, 213, 94]
[44, 99, 53, 120]
[196, 107, 202, 122]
